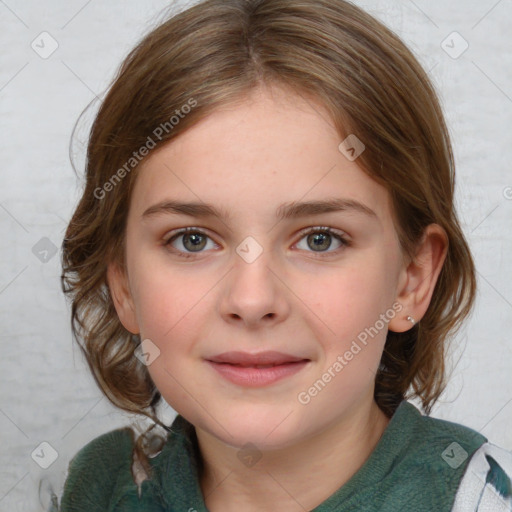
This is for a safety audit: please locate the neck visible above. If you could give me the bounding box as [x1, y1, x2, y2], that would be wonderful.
[196, 398, 391, 512]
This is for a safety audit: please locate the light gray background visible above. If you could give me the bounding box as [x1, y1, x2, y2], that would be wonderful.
[1, 0, 511, 510]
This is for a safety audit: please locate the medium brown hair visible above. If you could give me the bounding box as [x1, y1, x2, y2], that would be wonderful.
[61, 0, 476, 477]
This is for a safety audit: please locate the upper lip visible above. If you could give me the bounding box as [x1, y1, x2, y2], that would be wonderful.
[207, 351, 309, 366]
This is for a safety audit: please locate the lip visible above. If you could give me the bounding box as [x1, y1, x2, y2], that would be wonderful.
[206, 351, 310, 387]
[207, 350, 308, 366]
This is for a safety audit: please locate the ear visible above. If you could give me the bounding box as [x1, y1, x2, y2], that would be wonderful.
[106, 261, 140, 334]
[388, 224, 448, 333]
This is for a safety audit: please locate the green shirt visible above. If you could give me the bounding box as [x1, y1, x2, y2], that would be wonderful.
[58, 400, 493, 511]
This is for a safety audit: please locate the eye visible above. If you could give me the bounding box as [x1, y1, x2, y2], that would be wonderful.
[294, 226, 350, 257]
[163, 226, 350, 259]
[163, 227, 217, 258]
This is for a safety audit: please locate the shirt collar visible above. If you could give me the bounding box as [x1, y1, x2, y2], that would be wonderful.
[148, 400, 425, 510]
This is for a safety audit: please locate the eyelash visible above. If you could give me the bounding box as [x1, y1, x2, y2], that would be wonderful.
[163, 226, 350, 259]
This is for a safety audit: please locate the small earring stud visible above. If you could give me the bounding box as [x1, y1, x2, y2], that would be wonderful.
[406, 315, 415, 325]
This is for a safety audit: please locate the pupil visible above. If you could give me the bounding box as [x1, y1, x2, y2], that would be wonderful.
[310, 233, 330, 251]
[185, 233, 205, 251]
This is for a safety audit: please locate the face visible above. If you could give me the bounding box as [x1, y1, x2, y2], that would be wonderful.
[110, 85, 409, 450]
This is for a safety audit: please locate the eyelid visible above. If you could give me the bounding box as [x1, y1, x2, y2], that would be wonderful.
[295, 225, 349, 241]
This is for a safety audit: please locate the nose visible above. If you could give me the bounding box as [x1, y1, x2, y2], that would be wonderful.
[218, 247, 290, 329]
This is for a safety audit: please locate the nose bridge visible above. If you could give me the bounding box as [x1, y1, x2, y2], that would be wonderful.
[220, 236, 288, 325]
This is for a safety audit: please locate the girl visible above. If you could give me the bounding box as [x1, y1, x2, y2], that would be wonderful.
[57, 0, 512, 510]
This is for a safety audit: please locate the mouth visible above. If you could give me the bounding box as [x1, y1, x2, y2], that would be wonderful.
[205, 351, 310, 387]
[219, 362, 298, 369]
[206, 350, 309, 366]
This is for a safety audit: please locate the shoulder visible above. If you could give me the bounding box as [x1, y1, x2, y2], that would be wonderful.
[380, 401, 490, 508]
[397, 403, 511, 510]
[59, 427, 137, 511]
[401, 402, 488, 461]
[68, 426, 135, 466]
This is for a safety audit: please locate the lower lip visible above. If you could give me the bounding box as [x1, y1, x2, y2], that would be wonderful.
[206, 360, 309, 387]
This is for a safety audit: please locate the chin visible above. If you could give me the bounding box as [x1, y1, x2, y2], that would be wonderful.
[198, 406, 306, 451]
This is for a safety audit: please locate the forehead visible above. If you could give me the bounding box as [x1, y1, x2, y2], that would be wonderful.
[130, 86, 391, 224]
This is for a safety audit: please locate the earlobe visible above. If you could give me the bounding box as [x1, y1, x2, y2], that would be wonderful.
[388, 224, 448, 333]
[106, 262, 140, 334]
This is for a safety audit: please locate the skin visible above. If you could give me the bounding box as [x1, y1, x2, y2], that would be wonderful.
[108, 84, 448, 511]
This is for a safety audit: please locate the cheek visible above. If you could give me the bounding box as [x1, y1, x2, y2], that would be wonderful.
[304, 276, 390, 403]
[302, 260, 392, 334]
[130, 269, 211, 410]
[128, 257, 215, 357]
[134, 277, 196, 342]
[298, 256, 394, 384]
[127, 253, 180, 336]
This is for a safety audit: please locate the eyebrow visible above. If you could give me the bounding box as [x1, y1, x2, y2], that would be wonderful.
[142, 198, 378, 221]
